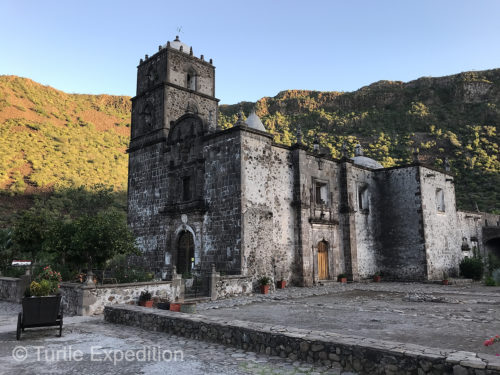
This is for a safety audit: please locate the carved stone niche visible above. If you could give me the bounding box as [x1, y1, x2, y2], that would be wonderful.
[167, 113, 205, 147]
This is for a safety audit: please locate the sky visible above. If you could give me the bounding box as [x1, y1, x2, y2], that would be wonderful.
[1, 0, 500, 104]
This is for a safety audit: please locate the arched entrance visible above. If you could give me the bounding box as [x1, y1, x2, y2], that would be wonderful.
[318, 240, 329, 280]
[177, 231, 194, 275]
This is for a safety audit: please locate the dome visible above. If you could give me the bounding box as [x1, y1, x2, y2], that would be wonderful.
[351, 156, 384, 169]
[350, 144, 383, 169]
[164, 36, 190, 53]
[245, 110, 266, 132]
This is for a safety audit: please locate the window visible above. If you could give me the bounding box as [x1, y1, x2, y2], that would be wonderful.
[315, 182, 328, 205]
[182, 177, 191, 201]
[358, 186, 369, 211]
[187, 71, 197, 91]
[436, 188, 445, 212]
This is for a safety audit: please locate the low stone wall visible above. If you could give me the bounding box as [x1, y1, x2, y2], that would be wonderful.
[215, 275, 253, 299]
[60, 280, 183, 316]
[0, 276, 30, 303]
[105, 305, 500, 375]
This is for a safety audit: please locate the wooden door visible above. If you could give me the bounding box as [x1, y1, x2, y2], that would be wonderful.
[177, 231, 194, 275]
[318, 241, 329, 280]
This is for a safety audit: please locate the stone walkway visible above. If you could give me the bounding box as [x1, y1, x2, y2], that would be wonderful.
[0, 301, 355, 375]
[198, 281, 500, 355]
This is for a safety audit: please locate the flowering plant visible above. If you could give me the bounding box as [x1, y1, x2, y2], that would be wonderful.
[33, 266, 62, 295]
[484, 335, 500, 356]
[37, 266, 62, 283]
[484, 335, 500, 347]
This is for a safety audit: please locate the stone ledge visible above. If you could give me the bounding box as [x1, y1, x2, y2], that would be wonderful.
[104, 304, 500, 374]
[61, 280, 172, 290]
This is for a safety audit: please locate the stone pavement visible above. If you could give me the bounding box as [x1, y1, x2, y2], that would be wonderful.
[198, 281, 500, 355]
[0, 301, 355, 375]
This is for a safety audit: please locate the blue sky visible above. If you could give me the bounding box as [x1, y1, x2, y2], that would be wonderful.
[1, 0, 499, 104]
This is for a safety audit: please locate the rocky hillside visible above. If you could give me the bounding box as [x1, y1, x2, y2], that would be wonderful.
[0, 75, 131, 226]
[0, 70, 498, 227]
[220, 69, 500, 213]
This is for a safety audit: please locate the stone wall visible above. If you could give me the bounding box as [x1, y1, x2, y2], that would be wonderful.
[349, 165, 379, 278]
[127, 142, 169, 272]
[240, 128, 278, 283]
[215, 275, 253, 299]
[419, 166, 462, 279]
[374, 166, 427, 280]
[105, 305, 500, 375]
[269, 146, 296, 284]
[0, 276, 29, 303]
[60, 280, 181, 316]
[457, 211, 482, 256]
[202, 128, 243, 273]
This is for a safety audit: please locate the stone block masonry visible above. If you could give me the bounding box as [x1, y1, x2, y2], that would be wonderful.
[0, 276, 30, 303]
[104, 304, 500, 374]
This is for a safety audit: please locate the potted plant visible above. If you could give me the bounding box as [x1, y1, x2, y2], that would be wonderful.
[169, 302, 181, 312]
[277, 279, 286, 289]
[373, 271, 381, 282]
[337, 273, 348, 283]
[157, 298, 170, 310]
[17, 266, 63, 340]
[138, 290, 153, 307]
[259, 276, 271, 294]
[442, 271, 449, 285]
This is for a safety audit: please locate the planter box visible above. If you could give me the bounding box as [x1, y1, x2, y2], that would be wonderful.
[17, 295, 63, 340]
[180, 303, 196, 314]
[373, 276, 381, 282]
[277, 280, 286, 289]
[170, 303, 181, 312]
[260, 285, 270, 294]
[139, 300, 153, 308]
[338, 277, 347, 283]
[157, 302, 170, 310]
[442, 280, 449, 285]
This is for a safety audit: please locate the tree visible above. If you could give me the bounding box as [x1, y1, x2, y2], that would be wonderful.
[68, 211, 139, 271]
[12, 209, 57, 263]
[0, 228, 13, 270]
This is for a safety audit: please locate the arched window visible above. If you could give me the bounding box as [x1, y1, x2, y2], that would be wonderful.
[358, 186, 369, 210]
[187, 69, 197, 91]
[436, 189, 445, 212]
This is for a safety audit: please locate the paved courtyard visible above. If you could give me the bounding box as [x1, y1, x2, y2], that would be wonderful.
[1, 282, 499, 374]
[198, 281, 500, 356]
[0, 301, 349, 375]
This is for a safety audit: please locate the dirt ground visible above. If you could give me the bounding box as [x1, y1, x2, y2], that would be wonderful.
[199, 282, 500, 355]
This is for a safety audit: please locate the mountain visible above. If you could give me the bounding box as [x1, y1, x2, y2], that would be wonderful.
[0, 70, 499, 227]
[0, 75, 131, 226]
[220, 69, 500, 214]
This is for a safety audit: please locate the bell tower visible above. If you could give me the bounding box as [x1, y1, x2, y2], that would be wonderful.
[127, 37, 218, 271]
[129, 36, 218, 150]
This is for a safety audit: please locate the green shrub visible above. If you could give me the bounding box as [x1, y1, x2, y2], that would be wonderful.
[459, 257, 484, 280]
[29, 280, 52, 296]
[139, 290, 152, 301]
[259, 276, 271, 286]
[29, 281, 41, 296]
[485, 276, 496, 286]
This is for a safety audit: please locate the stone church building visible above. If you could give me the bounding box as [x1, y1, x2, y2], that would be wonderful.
[127, 37, 500, 287]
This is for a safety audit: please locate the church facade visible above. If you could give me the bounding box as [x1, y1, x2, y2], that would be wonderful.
[127, 37, 499, 287]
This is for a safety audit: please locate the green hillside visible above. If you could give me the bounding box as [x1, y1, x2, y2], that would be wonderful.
[220, 70, 500, 214]
[0, 70, 499, 228]
[0, 75, 131, 227]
